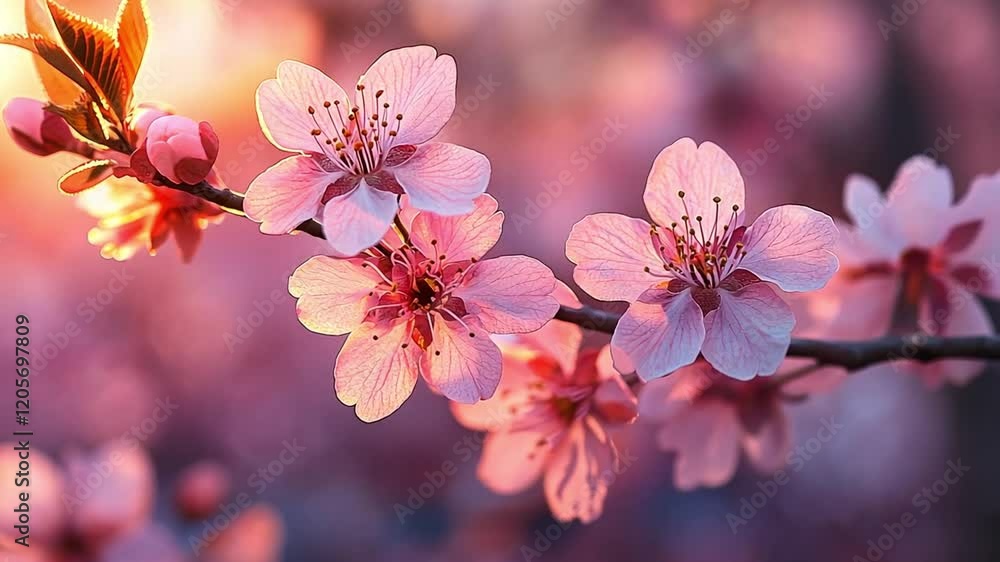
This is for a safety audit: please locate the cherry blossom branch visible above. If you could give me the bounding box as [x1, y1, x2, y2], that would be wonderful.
[162, 177, 326, 239]
[161, 176, 1000, 373]
[555, 305, 1000, 371]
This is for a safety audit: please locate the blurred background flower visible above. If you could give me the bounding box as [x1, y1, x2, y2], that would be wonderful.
[2, 0, 999, 560]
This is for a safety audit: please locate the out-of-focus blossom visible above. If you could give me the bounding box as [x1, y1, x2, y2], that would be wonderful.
[246, 46, 491, 256]
[202, 504, 285, 562]
[828, 157, 1000, 387]
[452, 332, 637, 523]
[138, 115, 220, 185]
[2, 97, 88, 156]
[64, 442, 156, 543]
[289, 195, 558, 421]
[174, 461, 232, 520]
[566, 138, 838, 381]
[77, 177, 225, 262]
[639, 358, 840, 490]
[99, 525, 188, 562]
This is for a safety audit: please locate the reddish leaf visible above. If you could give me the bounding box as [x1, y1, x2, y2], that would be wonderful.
[59, 159, 115, 194]
[115, 0, 149, 92]
[45, 0, 130, 122]
[0, 33, 99, 102]
[25, 0, 83, 105]
[47, 96, 125, 150]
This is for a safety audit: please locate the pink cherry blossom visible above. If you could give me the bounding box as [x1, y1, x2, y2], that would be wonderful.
[246, 46, 491, 256]
[452, 335, 638, 523]
[639, 358, 838, 490]
[64, 442, 155, 543]
[566, 138, 839, 381]
[828, 156, 1000, 387]
[289, 195, 558, 422]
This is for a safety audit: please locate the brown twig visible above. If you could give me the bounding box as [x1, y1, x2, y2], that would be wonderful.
[161, 177, 326, 239]
[556, 305, 1000, 371]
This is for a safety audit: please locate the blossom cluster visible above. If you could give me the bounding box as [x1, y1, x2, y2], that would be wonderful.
[5, 0, 1000, 526]
[2, 0, 225, 261]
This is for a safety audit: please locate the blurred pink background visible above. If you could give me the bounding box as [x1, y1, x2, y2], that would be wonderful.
[2, 0, 1000, 560]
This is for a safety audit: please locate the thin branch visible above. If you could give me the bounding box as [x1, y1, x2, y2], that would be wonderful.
[161, 177, 326, 239]
[159, 176, 1000, 374]
[556, 304, 1000, 371]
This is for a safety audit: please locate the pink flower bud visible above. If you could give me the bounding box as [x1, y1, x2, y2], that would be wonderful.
[129, 102, 174, 146]
[144, 115, 220, 185]
[2, 97, 82, 156]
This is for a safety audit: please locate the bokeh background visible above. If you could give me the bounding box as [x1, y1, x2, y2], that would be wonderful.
[2, 0, 1000, 560]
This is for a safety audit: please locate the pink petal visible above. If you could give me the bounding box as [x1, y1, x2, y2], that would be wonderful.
[245, 155, 340, 235]
[592, 348, 638, 425]
[450, 392, 518, 432]
[334, 320, 420, 422]
[885, 156, 954, 248]
[515, 281, 584, 375]
[638, 361, 715, 421]
[256, 60, 351, 152]
[702, 283, 794, 379]
[391, 142, 490, 215]
[779, 358, 846, 396]
[477, 421, 562, 495]
[833, 219, 894, 270]
[321, 181, 398, 256]
[656, 398, 742, 490]
[820, 275, 898, 340]
[452, 353, 543, 431]
[916, 282, 992, 388]
[593, 344, 616, 380]
[643, 138, 745, 228]
[361, 46, 456, 145]
[409, 194, 503, 262]
[741, 404, 790, 474]
[610, 293, 705, 381]
[543, 417, 617, 523]
[288, 256, 380, 335]
[951, 171, 1000, 290]
[843, 174, 906, 258]
[454, 255, 559, 334]
[738, 205, 839, 292]
[421, 317, 502, 403]
[566, 213, 662, 302]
